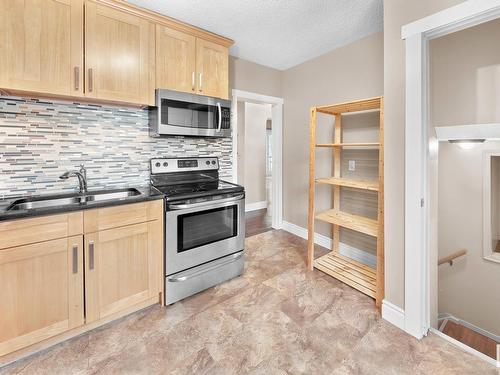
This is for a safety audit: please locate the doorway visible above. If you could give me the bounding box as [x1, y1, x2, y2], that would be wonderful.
[403, 0, 500, 368]
[231, 89, 284, 235]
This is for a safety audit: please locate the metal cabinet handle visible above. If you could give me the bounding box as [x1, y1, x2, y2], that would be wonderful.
[72, 245, 78, 274]
[88, 68, 93, 92]
[191, 72, 195, 91]
[89, 241, 95, 270]
[198, 73, 203, 92]
[74, 67, 80, 91]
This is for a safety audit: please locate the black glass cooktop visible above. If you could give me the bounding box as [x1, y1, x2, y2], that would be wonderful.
[154, 179, 243, 201]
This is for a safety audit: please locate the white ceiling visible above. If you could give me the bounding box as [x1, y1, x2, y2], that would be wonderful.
[127, 0, 383, 71]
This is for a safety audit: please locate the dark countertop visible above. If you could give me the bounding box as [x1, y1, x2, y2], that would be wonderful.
[0, 185, 164, 222]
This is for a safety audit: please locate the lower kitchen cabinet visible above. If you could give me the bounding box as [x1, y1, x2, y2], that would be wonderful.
[0, 200, 163, 361]
[84, 220, 163, 323]
[0, 236, 84, 356]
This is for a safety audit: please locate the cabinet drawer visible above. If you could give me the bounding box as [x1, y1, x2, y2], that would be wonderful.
[84, 200, 163, 233]
[0, 212, 83, 250]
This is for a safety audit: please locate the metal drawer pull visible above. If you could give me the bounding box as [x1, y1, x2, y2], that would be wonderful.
[168, 194, 244, 210]
[198, 73, 203, 92]
[72, 245, 78, 274]
[167, 252, 243, 282]
[74, 67, 80, 91]
[89, 241, 95, 270]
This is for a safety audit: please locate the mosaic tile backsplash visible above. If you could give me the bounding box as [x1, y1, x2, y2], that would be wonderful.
[0, 96, 233, 199]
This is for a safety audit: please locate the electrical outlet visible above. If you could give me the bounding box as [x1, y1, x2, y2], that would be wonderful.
[348, 160, 356, 171]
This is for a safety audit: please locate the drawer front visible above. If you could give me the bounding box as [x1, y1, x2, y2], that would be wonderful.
[84, 200, 163, 233]
[0, 212, 83, 250]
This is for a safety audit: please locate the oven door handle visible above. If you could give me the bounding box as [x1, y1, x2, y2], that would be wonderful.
[168, 194, 244, 210]
[216, 102, 222, 132]
[167, 252, 244, 282]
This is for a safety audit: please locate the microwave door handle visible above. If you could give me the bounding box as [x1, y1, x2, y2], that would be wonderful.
[217, 103, 222, 132]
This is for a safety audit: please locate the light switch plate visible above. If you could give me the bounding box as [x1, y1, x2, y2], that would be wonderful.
[348, 160, 356, 171]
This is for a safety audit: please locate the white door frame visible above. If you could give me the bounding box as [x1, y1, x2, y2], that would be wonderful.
[231, 89, 284, 229]
[402, 0, 500, 339]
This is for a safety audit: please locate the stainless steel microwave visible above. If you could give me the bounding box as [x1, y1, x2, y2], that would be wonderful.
[150, 89, 231, 138]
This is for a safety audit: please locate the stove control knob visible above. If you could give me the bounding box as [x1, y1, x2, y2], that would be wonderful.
[212, 160, 216, 165]
[155, 162, 161, 168]
[206, 160, 210, 165]
[163, 162, 168, 167]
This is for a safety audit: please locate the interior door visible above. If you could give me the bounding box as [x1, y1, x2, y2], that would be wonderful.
[85, 1, 154, 105]
[0, 236, 84, 356]
[84, 222, 161, 323]
[195, 38, 229, 99]
[156, 25, 196, 94]
[0, 0, 84, 96]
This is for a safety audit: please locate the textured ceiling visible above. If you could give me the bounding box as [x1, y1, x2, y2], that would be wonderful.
[126, 0, 383, 70]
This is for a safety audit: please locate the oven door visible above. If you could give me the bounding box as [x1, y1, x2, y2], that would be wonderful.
[165, 194, 245, 275]
[156, 89, 231, 137]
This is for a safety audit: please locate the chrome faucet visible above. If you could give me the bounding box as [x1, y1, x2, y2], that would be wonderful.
[59, 165, 88, 194]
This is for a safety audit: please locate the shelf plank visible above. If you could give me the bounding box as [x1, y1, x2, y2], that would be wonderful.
[315, 252, 376, 298]
[315, 209, 378, 237]
[315, 142, 380, 148]
[316, 177, 379, 191]
[316, 96, 382, 115]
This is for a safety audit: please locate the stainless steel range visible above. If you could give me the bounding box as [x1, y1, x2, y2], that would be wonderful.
[150, 157, 245, 305]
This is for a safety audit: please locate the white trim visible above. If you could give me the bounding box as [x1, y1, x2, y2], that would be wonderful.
[245, 200, 268, 212]
[382, 300, 406, 331]
[232, 89, 284, 230]
[438, 313, 500, 343]
[281, 221, 376, 268]
[402, 1, 500, 341]
[430, 327, 499, 368]
[404, 32, 428, 340]
[402, 0, 500, 39]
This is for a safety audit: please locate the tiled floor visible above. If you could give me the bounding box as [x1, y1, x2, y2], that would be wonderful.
[1, 230, 496, 374]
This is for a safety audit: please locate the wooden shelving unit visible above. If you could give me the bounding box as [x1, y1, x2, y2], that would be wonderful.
[307, 96, 384, 307]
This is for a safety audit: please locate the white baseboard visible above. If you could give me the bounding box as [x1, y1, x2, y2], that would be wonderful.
[381, 299, 406, 331]
[281, 220, 376, 268]
[438, 313, 500, 343]
[245, 201, 267, 212]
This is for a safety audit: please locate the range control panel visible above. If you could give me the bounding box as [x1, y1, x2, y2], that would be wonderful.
[150, 157, 219, 174]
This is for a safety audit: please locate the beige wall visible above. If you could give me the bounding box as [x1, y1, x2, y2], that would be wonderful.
[229, 56, 283, 98]
[383, 0, 464, 309]
[243, 102, 271, 205]
[430, 19, 500, 336]
[282, 32, 383, 255]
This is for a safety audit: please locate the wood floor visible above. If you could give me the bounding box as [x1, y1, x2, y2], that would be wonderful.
[442, 319, 498, 360]
[245, 208, 272, 237]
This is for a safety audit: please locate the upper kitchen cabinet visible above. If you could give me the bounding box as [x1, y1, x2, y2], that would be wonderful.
[156, 25, 196, 94]
[85, 1, 154, 105]
[0, 0, 84, 97]
[196, 39, 229, 99]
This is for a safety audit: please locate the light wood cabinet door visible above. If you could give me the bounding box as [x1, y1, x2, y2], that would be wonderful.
[156, 25, 196, 94]
[195, 38, 229, 99]
[85, 1, 154, 105]
[0, 236, 84, 356]
[84, 220, 162, 323]
[0, 0, 84, 96]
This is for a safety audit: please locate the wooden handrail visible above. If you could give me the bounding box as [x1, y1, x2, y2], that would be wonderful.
[438, 249, 467, 266]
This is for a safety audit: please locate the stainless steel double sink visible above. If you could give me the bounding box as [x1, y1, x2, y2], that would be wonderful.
[6, 188, 142, 211]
